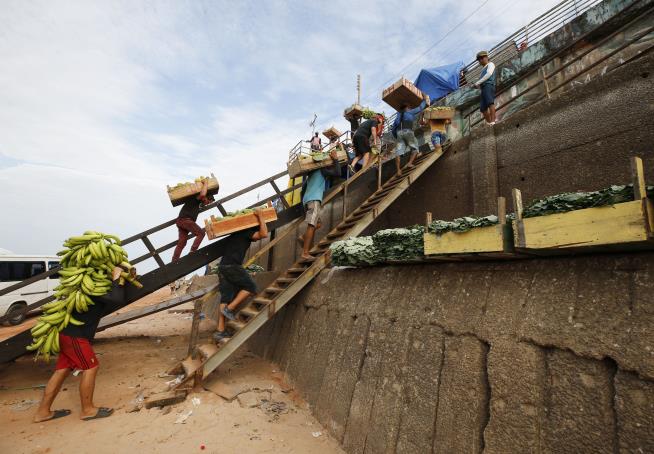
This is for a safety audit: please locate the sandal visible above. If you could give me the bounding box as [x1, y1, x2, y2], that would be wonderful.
[34, 409, 71, 422]
[82, 407, 114, 421]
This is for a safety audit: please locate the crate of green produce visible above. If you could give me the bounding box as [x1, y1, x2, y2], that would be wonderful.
[422, 106, 455, 120]
[423, 198, 515, 257]
[512, 157, 654, 254]
[382, 77, 424, 111]
[204, 204, 277, 240]
[287, 147, 349, 179]
[344, 104, 364, 119]
[167, 173, 219, 207]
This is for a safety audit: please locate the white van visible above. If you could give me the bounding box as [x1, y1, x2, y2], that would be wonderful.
[0, 255, 60, 325]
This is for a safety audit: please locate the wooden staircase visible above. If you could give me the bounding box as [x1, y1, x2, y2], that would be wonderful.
[172, 148, 444, 386]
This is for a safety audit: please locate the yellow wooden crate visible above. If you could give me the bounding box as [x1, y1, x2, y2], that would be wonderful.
[424, 224, 513, 255]
[513, 198, 654, 251]
[204, 206, 277, 240]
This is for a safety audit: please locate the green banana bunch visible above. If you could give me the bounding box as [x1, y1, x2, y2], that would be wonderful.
[28, 231, 142, 360]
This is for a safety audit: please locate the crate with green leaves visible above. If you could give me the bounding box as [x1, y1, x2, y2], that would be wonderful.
[423, 197, 515, 257]
[287, 147, 349, 179]
[204, 203, 277, 240]
[512, 157, 654, 254]
[167, 173, 219, 207]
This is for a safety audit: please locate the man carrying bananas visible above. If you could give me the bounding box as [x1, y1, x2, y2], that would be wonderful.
[172, 178, 214, 262]
[33, 266, 125, 422]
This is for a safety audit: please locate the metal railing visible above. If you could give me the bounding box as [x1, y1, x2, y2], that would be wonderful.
[465, 1, 654, 130]
[461, 0, 603, 83]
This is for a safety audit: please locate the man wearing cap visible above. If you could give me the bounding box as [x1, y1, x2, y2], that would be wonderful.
[473, 51, 497, 125]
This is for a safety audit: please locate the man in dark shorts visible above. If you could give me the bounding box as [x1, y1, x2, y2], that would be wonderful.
[351, 113, 384, 171]
[33, 266, 125, 422]
[213, 208, 269, 342]
[473, 50, 497, 125]
[172, 178, 214, 262]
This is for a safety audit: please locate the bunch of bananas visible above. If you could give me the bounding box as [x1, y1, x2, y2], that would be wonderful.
[27, 231, 142, 360]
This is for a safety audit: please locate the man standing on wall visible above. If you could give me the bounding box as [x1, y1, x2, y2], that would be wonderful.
[308, 132, 322, 151]
[474, 51, 497, 125]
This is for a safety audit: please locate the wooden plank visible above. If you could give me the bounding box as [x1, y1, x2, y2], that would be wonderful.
[424, 225, 506, 255]
[145, 390, 187, 409]
[498, 197, 507, 225]
[512, 188, 524, 220]
[270, 180, 289, 209]
[514, 200, 652, 250]
[631, 156, 646, 200]
[141, 236, 165, 268]
[205, 206, 277, 240]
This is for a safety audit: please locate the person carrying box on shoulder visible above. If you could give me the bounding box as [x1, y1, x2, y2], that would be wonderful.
[473, 50, 497, 125]
[300, 148, 342, 260]
[212, 208, 269, 342]
[391, 96, 430, 176]
[350, 113, 384, 172]
[171, 178, 214, 262]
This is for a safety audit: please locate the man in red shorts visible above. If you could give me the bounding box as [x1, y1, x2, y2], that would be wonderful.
[33, 266, 126, 422]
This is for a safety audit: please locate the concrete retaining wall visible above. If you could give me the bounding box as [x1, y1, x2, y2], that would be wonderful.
[249, 252, 654, 453]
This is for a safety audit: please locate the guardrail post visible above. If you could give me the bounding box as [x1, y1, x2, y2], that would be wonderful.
[270, 180, 290, 209]
[141, 236, 166, 268]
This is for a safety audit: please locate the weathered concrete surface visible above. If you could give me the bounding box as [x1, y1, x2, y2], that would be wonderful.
[383, 49, 654, 226]
[250, 252, 654, 453]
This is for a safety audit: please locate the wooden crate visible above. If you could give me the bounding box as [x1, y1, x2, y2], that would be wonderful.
[168, 173, 219, 207]
[423, 106, 455, 120]
[204, 205, 278, 240]
[287, 147, 348, 179]
[344, 104, 364, 119]
[322, 127, 342, 141]
[382, 78, 424, 111]
[511, 157, 654, 254]
[428, 119, 447, 133]
[423, 198, 514, 256]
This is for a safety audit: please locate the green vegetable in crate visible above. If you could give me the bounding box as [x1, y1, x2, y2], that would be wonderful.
[521, 184, 654, 218]
[428, 215, 499, 235]
[214, 205, 267, 221]
[372, 228, 424, 261]
[26, 232, 142, 361]
[330, 237, 380, 267]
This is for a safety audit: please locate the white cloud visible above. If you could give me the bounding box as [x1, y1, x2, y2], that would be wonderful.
[0, 0, 572, 260]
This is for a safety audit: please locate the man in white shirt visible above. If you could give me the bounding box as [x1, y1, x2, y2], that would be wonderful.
[473, 51, 497, 125]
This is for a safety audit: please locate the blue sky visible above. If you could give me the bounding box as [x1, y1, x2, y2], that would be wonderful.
[0, 0, 562, 261]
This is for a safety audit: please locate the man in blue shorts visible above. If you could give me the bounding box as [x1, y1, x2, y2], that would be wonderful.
[473, 51, 497, 125]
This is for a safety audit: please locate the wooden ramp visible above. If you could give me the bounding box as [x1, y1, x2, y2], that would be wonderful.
[172, 149, 444, 386]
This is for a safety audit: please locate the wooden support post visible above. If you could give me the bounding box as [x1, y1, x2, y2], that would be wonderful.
[512, 189, 524, 220]
[216, 203, 228, 216]
[497, 196, 507, 224]
[342, 180, 348, 220]
[541, 66, 551, 99]
[425, 212, 433, 230]
[188, 298, 204, 388]
[266, 229, 276, 271]
[631, 156, 646, 200]
[141, 236, 165, 268]
[270, 180, 290, 209]
[377, 155, 382, 190]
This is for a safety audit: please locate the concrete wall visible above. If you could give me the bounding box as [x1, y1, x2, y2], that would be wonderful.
[250, 252, 654, 453]
[378, 49, 654, 227]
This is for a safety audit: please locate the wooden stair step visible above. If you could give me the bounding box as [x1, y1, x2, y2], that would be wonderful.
[197, 343, 219, 360]
[240, 306, 260, 318]
[276, 277, 296, 284]
[226, 319, 246, 331]
[327, 231, 344, 239]
[287, 267, 306, 274]
[298, 255, 316, 264]
[254, 297, 274, 305]
[263, 287, 282, 294]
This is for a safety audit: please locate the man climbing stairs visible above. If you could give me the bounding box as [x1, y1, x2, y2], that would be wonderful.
[172, 148, 445, 386]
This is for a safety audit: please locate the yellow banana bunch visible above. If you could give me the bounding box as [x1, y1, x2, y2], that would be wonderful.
[28, 231, 142, 360]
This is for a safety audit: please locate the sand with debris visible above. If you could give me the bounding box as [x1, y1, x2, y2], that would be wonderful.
[0, 290, 344, 454]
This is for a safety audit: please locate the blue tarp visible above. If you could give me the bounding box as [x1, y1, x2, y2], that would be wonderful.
[413, 61, 465, 104]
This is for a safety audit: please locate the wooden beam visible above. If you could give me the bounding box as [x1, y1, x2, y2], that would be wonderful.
[425, 212, 433, 229]
[270, 180, 290, 209]
[141, 236, 165, 268]
[512, 189, 524, 220]
[498, 197, 507, 225]
[631, 156, 646, 200]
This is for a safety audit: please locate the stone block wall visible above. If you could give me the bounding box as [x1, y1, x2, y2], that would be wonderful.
[249, 252, 654, 453]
